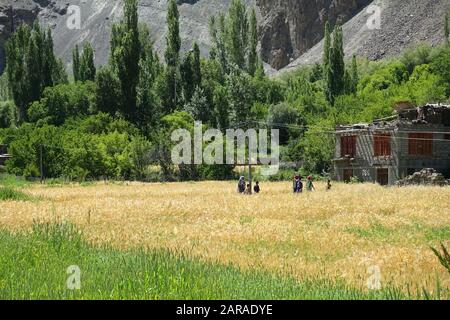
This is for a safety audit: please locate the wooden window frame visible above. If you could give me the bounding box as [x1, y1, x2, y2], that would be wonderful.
[373, 133, 391, 157]
[408, 133, 433, 156]
[341, 135, 357, 158]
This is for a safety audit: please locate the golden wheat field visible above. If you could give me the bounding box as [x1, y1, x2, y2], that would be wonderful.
[1, 181, 450, 292]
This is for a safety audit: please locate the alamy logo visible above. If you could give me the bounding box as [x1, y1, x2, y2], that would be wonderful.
[366, 4, 382, 30]
[66, 5, 82, 30]
[66, 265, 81, 290]
[171, 122, 280, 176]
[367, 265, 382, 290]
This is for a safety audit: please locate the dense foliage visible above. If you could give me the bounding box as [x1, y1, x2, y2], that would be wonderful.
[0, 0, 449, 181]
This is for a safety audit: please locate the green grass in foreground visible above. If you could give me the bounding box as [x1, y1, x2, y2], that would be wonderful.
[0, 186, 33, 201]
[0, 223, 441, 300]
[0, 174, 30, 188]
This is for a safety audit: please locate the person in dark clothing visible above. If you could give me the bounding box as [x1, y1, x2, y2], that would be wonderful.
[293, 174, 303, 193]
[238, 176, 246, 194]
[254, 181, 260, 194]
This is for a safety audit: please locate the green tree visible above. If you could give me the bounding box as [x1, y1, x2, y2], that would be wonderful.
[136, 58, 161, 134]
[247, 8, 258, 76]
[325, 25, 345, 105]
[5, 23, 60, 123]
[0, 74, 11, 101]
[445, 12, 449, 44]
[192, 43, 202, 91]
[227, 68, 255, 126]
[213, 85, 229, 130]
[110, 0, 141, 121]
[184, 87, 210, 122]
[180, 42, 202, 105]
[227, 0, 248, 69]
[79, 43, 96, 82]
[331, 25, 345, 98]
[323, 21, 331, 79]
[95, 66, 121, 115]
[209, 0, 258, 75]
[72, 45, 81, 82]
[42, 28, 56, 88]
[165, 0, 181, 68]
[431, 46, 450, 96]
[180, 51, 194, 104]
[209, 14, 228, 74]
[351, 54, 359, 92]
[0, 101, 15, 128]
[163, 0, 181, 112]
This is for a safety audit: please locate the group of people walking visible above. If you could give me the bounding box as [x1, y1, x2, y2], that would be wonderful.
[237, 176, 260, 195]
[237, 172, 332, 195]
[293, 173, 316, 193]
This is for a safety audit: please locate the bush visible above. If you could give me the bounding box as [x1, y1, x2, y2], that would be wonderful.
[3, 116, 151, 181]
[28, 82, 95, 125]
[0, 101, 15, 128]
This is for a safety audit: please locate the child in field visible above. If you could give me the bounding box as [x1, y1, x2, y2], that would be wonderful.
[326, 179, 332, 191]
[293, 174, 303, 193]
[306, 176, 315, 191]
[244, 184, 252, 195]
[254, 181, 260, 194]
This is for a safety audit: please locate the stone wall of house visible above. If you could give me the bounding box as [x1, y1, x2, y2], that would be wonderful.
[396, 124, 450, 178]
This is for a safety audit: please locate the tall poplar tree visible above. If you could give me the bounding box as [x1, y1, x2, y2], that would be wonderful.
[163, 0, 181, 112]
[247, 7, 258, 76]
[79, 43, 96, 82]
[72, 45, 81, 82]
[110, 0, 141, 120]
[5, 23, 60, 122]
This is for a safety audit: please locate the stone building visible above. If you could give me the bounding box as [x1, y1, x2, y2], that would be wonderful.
[333, 104, 450, 185]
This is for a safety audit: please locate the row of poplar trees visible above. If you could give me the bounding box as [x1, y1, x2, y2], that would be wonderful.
[5, 22, 67, 123]
[5, 0, 261, 132]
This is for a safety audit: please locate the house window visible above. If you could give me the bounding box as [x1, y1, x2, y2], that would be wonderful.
[341, 136, 357, 157]
[374, 133, 391, 156]
[343, 169, 354, 182]
[376, 168, 389, 185]
[408, 133, 433, 156]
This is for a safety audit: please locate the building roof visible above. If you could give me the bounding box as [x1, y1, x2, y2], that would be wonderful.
[336, 103, 450, 133]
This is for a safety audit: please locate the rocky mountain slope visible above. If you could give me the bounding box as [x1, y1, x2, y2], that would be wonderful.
[1, 0, 449, 76]
[257, 0, 372, 69]
[280, 0, 450, 74]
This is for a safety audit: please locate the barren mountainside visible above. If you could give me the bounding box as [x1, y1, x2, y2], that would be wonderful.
[1, 0, 449, 75]
[281, 0, 450, 74]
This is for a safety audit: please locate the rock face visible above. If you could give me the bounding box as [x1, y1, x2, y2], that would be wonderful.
[257, 0, 372, 70]
[1, 0, 449, 74]
[281, 0, 450, 74]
